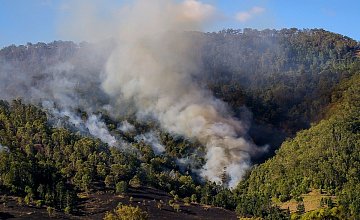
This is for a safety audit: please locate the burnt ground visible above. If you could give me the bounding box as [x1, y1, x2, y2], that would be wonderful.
[0, 187, 237, 220]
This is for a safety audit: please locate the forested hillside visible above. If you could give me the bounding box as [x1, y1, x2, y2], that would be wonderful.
[235, 72, 360, 219]
[201, 28, 360, 134]
[0, 28, 359, 219]
[0, 99, 238, 218]
[1, 28, 359, 137]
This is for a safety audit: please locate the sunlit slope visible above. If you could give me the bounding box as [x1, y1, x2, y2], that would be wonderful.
[238, 72, 360, 218]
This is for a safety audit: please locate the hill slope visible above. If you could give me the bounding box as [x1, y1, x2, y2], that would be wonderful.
[236, 72, 360, 219]
[0, 28, 359, 219]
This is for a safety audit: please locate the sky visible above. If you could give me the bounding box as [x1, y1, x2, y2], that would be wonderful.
[0, 0, 359, 48]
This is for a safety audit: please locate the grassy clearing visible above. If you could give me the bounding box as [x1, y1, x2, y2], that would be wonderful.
[278, 190, 336, 213]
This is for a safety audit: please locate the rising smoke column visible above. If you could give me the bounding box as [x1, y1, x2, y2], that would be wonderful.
[99, 0, 263, 187]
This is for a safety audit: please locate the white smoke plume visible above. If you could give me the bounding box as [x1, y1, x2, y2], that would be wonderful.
[43, 101, 117, 147]
[0, 0, 266, 188]
[176, 156, 201, 173]
[135, 132, 165, 155]
[0, 41, 119, 148]
[0, 143, 9, 152]
[82, 0, 264, 187]
[118, 120, 135, 133]
[85, 114, 117, 147]
[0, 41, 112, 111]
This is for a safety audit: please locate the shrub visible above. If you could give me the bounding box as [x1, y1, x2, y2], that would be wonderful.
[103, 204, 148, 220]
[116, 181, 128, 194]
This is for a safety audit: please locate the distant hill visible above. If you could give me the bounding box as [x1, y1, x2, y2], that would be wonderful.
[200, 28, 360, 133]
[1, 28, 359, 143]
[0, 28, 359, 219]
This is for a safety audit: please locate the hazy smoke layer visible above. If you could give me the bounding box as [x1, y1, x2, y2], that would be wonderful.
[43, 101, 118, 147]
[0, 0, 264, 187]
[85, 115, 117, 147]
[135, 132, 165, 155]
[118, 120, 135, 133]
[0, 42, 118, 147]
[0, 42, 111, 111]
[98, 0, 261, 187]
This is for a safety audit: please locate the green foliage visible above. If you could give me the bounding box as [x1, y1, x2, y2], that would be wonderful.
[47, 206, 55, 217]
[297, 202, 305, 214]
[0, 29, 359, 218]
[293, 206, 346, 220]
[183, 197, 190, 205]
[129, 175, 141, 188]
[238, 73, 360, 218]
[338, 183, 360, 219]
[115, 181, 128, 194]
[0, 100, 77, 209]
[190, 194, 197, 203]
[172, 203, 180, 212]
[0, 100, 227, 213]
[103, 204, 148, 220]
[204, 28, 359, 135]
[235, 192, 288, 219]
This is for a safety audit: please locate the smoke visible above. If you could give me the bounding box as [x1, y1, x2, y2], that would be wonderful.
[118, 120, 135, 133]
[0, 0, 266, 188]
[0, 41, 112, 111]
[0, 143, 9, 152]
[85, 114, 117, 147]
[176, 157, 192, 172]
[235, 6, 266, 23]
[0, 41, 120, 147]
[135, 132, 165, 155]
[83, 0, 264, 187]
[176, 155, 202, 174]
[43, 101, 118, 147]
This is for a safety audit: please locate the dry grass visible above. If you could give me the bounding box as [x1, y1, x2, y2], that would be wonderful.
[279, 190, 336, 213]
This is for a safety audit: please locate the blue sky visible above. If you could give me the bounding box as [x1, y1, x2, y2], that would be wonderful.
[0, 0, 359, 48]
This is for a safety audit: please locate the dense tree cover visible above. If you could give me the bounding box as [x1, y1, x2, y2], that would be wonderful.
[0, 100, 77, 211]
[0, 28, 360, 218]
[2, 29, 359, 137]
[201, 28, 360, 135]
[237, 72, 360, 219]
[0, 99, 238, 214]
[1, 29, 359, 140]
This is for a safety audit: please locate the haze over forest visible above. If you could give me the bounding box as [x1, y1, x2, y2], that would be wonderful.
[0, 0, 359, 219]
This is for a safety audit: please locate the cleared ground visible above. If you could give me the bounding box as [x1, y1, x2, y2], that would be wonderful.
[0, 187, 237, 220]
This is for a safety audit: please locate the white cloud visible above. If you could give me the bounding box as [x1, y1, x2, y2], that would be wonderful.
[235, 6, 265, 23]
[181, 0, 216, 22]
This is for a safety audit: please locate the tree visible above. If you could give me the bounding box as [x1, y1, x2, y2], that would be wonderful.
[105, 175, 115, 188]
[116, 181, 128, 194]
[103, 204, 148, 220]
[191, 194, 197, 203]
[296, 202, 305, 214]
[173, 204, 180, 212]
[47, 206, 55, 217]
[129, 175, 141, 188]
